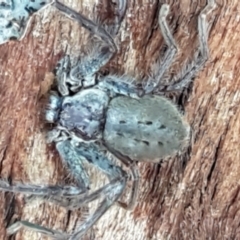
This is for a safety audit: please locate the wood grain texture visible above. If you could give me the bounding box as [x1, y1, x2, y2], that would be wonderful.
[0, 0, 239, 239]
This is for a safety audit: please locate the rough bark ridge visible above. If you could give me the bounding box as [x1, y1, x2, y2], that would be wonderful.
[0, 0, 239, 239]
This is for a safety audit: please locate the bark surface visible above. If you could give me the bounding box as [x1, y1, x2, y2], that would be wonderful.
[0, 0, 239, 239]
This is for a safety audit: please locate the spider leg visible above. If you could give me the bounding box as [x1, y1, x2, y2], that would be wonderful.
[44, 156, 139, 211]
[54, 0, 127, 96]
[0, 142, 89, 205]
[32, 165, 138, 211]
[97, 0, 216, 97]
[6, 140, 128, 238]
[115, 159, 139, 210]
[96, 4, 177, 98]
[144, 4, 178, 94]
[7, 178, 126, 240]
[104, 146, 140, 210]
[97, 74, 144, 98]
[164, 0, 217, 92]
[56, 138, 91, 190]
[0, 137, 91, 208]
[110, 0, 127, 36]
[55, 0, 118, 53]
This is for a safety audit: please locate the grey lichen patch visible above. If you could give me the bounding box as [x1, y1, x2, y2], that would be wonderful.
[0, 0, 53, 45]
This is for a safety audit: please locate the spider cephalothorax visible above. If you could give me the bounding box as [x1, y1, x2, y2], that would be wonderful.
[46, 89, 109, 140]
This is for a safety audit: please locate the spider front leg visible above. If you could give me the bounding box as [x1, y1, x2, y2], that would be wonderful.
[54, 140, 138, 211]
[164, 0, 217, 92]
[0, 179, 85, 197]
[54, 0, 127, 96]
[6, 140, 129, 239]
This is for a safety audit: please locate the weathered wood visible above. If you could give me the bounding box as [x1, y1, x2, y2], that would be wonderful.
[0, 0, 239, 239]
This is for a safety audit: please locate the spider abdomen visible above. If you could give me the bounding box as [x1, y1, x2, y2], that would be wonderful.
[103, 95, 190, 161]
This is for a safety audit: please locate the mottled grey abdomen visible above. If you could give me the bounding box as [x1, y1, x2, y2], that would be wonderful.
[103, 96, 190, 161]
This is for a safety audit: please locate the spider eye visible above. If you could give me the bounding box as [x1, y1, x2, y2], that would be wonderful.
[62, 102, 72, 108]
[45, 110, 59, 123]
[48, 95, 62, 110]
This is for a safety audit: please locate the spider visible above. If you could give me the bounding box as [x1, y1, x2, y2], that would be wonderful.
[0, 0, 53, 45]
[0, 0, 216, 239]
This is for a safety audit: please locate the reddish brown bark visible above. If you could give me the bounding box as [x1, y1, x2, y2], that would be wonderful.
[0, 0, 239, 239]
